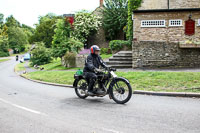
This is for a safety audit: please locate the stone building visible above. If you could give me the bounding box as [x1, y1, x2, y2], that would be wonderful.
[132, 0, 200, 68]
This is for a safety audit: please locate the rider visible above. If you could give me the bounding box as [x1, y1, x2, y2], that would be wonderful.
[83, 45, 108, 95]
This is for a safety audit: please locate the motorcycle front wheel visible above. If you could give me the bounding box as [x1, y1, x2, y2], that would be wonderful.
[110, 78, 132, 104]
[74, 79, 88, 99]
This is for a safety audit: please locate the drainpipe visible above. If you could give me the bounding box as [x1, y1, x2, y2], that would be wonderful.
[168, 0, 170, 9]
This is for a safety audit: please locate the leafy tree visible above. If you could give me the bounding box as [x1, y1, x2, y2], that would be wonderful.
[5, 15, 20, 27]
[103, 0, 128, 41]
[0, 13, 4, 28]
[30, 14, 62, 48]
[0, 27, 9, 57]
[71, 11, 102, 44]
[7, 27, 28, 52]
[30, 42, 52, 66]
[52, 19, 71, 58]
[21, 24, 35, 43]
[127, 0, 142, 40]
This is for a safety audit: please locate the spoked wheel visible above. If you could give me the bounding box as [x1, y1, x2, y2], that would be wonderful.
[74, 79, 88, 99]
[110, 78, 132, 104]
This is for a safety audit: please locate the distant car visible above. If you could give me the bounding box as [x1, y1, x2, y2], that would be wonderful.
[23, 53, 31, 60]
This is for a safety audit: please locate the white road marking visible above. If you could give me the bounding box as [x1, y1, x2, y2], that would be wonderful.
[102, 127, 123, 133]
[0, 97, 47, 116]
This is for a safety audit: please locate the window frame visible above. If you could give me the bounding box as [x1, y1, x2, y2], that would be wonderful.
[141, 20, 166, 28]
[169, 19, 183, 27]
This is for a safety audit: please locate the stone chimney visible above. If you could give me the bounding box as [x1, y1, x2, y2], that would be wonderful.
[100, 0, 104, 7]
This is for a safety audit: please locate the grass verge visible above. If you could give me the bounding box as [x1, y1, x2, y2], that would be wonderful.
[25, 71, 200, 93]
[15, 63, 26, 72]
[0, 59, 10, 62]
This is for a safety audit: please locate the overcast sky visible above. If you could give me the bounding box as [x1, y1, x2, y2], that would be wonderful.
[0, 0, 100, 27]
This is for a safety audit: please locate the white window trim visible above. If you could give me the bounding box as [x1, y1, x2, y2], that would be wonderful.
[198, 19, 200, 26]
[169, 19, 183, 27]
[141, 20, 166, 28]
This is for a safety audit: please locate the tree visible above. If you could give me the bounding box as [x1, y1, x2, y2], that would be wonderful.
[30, 14, 62, 48]
[127, 0, 142, 41]
[7, 27, 28, 52]
[103, 0, 128, 41]
[21, 24, 35, 43]
[71, 11, 102, 44]
[0, 25, 9, 57]
[52, 19, 71, 58]
[30, 42, 52, 66]
[0, 13, 4, 28]
[5, 15, 21, 27]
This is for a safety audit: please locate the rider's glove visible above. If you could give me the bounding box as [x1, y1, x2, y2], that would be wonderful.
[94, 68, 101, 73]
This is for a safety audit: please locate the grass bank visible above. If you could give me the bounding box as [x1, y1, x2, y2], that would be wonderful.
[25, 71, 200, 93]
[0, 59, 10, 62]
[15, 63, 26, 72]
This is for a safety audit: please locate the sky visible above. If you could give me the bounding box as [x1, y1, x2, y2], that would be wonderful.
[0, 0, 100, 27]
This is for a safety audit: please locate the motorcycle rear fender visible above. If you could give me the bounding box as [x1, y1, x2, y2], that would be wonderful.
[73, 75, 84, 87]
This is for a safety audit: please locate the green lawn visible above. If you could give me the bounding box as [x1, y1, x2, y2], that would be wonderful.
[33, 58, 80, 71]
[101, 54, 112, 59]
[15, 63, 26, 72]
[25, 71, 200, 93]
[0, 59, 10, 62]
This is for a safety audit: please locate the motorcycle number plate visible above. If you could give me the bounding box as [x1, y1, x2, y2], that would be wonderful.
[111, 71, 117, 78]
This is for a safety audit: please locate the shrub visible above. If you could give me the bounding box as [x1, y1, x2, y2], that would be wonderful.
[67, 38, 84, 53]
[62, 52, 76, 68]
[109, 40, 131, 51]
[101, 48, 111, 54]
[0, 51, 9, 57]
[30, 42, 52, 66]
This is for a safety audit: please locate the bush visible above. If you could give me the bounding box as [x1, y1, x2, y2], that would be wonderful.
[67, 38, 84, 53]
[30, 42, 52, 66]
[101, 48, 111, 55]
[109, 40, 131, 51]
[0, 51, 9, 57]
[62, 52, 76, 68]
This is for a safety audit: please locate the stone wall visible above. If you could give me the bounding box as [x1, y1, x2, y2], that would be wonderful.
[132, 41, 200, 68]
[139, 0, 200, 10]
[133, 11, 200, 43]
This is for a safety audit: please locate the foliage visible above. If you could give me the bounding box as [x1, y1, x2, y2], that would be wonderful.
[52, 19, 71, 58]
[0, 13, 4, 28]
[67, 38, 84, 53]
[0, 25, 9, 57]
[21, 24, 35, 43]
[30, 42, 52, 66]
[30, 14, 62, 48]
[71, 11, 102, 43]
[109, 40, 131, 51]
[100, 48, 111, 54]
[5, 15, 21, 27]
[127, 0, 142, 40]
[103, 0, 128, 40]
[62, 52, 77, 67]
[7, 27, 28, 52]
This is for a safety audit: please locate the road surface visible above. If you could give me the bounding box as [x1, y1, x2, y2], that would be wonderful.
[0, 58, 200, 133]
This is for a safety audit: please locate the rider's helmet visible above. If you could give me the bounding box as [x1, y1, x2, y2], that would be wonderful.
[90, 45, 100, 54]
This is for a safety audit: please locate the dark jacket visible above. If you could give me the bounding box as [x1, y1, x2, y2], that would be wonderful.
[83, 53, 107, 72]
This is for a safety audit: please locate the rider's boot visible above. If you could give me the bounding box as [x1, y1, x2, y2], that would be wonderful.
[87, 79, 95, 96]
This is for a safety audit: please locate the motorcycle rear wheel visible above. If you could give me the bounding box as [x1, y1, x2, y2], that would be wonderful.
[74, 79, 88, 99]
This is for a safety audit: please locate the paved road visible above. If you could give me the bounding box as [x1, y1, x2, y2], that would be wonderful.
[0, 58, 200, 133]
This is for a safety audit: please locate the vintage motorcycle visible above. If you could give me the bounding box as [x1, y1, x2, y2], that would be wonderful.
[73, 67, 132, 104]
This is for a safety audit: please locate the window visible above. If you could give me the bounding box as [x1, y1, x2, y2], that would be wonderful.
[169, 19, 182, 27]
[141, 20, 166, 27]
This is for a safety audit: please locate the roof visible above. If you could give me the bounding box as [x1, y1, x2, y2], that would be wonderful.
[133, 8, 200, 13]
